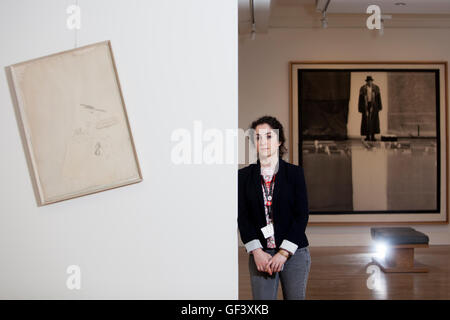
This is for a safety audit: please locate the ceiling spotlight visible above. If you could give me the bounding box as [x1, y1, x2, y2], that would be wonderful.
[378, 15, 391, 36]
[251, 23, 256, 40]
[250, 0, 256, 40]
[321, 11, 328, 29]
[317, 0, 330, 29]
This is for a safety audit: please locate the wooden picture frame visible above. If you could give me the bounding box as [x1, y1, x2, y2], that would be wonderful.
[289, 61, 448, 225]
[6, 41, 143, 206]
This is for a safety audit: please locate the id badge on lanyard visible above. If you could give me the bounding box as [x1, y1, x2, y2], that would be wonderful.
[261, 174, 275, 239]
[261, 223, 274, 239]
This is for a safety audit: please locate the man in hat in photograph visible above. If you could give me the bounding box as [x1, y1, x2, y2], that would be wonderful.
[358, 75, 383, 141]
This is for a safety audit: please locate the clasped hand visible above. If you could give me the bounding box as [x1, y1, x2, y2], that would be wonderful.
[252, 248, 288, 276]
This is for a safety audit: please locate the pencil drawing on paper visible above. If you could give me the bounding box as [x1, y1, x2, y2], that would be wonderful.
[6, 41, 142, 206]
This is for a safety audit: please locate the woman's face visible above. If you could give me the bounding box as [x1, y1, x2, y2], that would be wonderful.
[254, 123, 281, 159]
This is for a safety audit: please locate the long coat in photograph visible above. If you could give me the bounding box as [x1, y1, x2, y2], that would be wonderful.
[358, 84, 382, 135]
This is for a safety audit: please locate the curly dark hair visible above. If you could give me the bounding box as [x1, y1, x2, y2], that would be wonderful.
[249, 115, 287, 159]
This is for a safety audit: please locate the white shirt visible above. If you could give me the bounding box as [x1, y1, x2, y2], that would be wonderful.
[367, 85, 373, 102]
[260, 157, 279, 176]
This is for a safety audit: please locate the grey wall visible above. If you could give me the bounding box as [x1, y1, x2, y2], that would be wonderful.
[239, 27, 450, 246]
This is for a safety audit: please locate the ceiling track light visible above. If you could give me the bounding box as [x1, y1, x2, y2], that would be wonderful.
[250, 0, 256, 40]
[316, 0, 331, 29]
[379, 15, 392, 36]
[251, 23, 256, 40]
[316, 0, 331, 13]
[321, 11, 328, 29]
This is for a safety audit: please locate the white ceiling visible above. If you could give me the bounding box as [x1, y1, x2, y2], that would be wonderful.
[239, 0, 450, 32]
[272, 0, 450, 14]
[327, 0, 450, 14]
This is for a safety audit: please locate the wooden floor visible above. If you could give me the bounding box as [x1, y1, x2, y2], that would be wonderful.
[239, 245, 450, 300]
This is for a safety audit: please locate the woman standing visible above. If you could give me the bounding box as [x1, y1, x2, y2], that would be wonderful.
[238, 116, 311, 300]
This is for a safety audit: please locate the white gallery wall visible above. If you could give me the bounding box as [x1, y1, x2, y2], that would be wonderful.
[0, 0, 238, 299]
[239, 27, 450, 246]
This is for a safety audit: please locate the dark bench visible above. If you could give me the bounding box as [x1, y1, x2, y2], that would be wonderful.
[371, 227, 429, 273]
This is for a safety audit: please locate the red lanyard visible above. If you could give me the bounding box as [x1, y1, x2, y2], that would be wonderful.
[261, 174, 276, 220]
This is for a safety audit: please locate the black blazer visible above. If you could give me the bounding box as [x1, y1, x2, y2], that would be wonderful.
[238, 157, 309, 250]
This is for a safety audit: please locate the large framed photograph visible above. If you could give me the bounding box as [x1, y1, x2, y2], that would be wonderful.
[290, 62, 448, 225]
[6, 41, 143, 206]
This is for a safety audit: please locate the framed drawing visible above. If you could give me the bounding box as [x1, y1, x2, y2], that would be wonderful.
[289, 61, 448, 225]
[6, 41, 143, 206]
